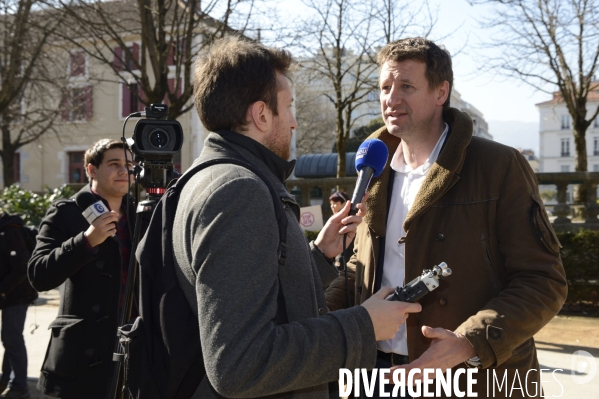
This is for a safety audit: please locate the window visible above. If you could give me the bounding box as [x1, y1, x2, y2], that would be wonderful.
[68, 152, 87, 183]
[122, 83, 145, 117]
[113, 44, 139, 72]
[561, 115, 571, 129]
[561, 138, 570, 157]
[594, 137, 599, 156]
[594, 117, 599, 128]
[69, 52, 86, 77]
[560, 165, 571, 172]
[594, 164, 599, 172]
[13, 153, 20, 183]
[61, 86, 93, 122]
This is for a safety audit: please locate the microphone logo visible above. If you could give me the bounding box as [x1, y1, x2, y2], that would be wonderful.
[356, 147, 367, 160]
[94, 203, 106, 213]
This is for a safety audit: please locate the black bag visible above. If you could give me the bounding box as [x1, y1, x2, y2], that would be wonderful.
[120, 155, 288, 399]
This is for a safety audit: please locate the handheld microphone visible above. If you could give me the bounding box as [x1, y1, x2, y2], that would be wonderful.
[82, 200, 117, 240]
[349, 139, 389, 215]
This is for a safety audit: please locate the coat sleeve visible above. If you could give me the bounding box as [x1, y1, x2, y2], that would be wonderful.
[27, 203, 97, 292]
[0, 225, 31, 295]
[309, 241, 340, 289]
[455, 150, 567, 368]
[324, 225, 361, 311]
[190, 175, 376, 398]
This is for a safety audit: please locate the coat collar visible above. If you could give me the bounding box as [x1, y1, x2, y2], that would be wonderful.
[365, 108, 473, 237]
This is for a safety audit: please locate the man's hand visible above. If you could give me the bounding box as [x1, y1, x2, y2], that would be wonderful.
[314, 198, 367, 258]
[361, 287, 422, 341]
[388, 326, 477, 382]
[84, 211, 119, 247]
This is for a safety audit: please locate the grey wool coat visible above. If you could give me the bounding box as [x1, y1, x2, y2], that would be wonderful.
[172, 131, 377, 399]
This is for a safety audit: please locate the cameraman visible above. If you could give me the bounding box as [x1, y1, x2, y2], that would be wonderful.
[28, 139, 135, 399]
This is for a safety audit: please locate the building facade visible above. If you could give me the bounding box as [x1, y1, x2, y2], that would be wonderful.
[537, 91, 599, 174]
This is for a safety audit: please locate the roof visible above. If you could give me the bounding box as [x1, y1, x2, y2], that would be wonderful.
[536, 83, 599, 106]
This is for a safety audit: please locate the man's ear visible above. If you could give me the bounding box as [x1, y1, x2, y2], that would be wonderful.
[436, 81, 450, 106]
[247, 101, 272, 133]
[87, 163, 96, 181]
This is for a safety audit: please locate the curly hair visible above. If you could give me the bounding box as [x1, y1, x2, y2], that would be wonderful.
[194, 37, 293, 133]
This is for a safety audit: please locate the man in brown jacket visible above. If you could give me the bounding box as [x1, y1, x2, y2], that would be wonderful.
[325, 37, 567, 398]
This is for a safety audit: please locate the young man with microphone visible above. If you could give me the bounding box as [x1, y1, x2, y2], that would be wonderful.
[28, 139, 136, 399]
[170, 37, 421, 399]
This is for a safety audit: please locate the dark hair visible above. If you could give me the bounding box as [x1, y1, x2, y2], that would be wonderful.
[193, 37, 293, 133]
[377, 37, 453, 110]
[84, 139, 127, 180]
[329, 191, 350, 203]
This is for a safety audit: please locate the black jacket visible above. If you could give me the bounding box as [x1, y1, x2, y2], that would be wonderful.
[0, 213, 38, 309]
[28, 185, 137, 399]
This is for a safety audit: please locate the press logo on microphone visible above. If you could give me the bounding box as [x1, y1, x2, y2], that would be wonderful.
[82, 200, 109, 224]
[356, 147, 368, 160]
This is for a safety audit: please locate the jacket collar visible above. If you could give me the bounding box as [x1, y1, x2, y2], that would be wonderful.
[365, 107, 473, 237]
[215, 130, 296, 184]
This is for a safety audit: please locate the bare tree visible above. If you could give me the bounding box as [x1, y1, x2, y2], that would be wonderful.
[472, 0, 599, 178]
[293, 74, 337, 156]
[0, 0, 67, 187]
[52, 0, 257, 120]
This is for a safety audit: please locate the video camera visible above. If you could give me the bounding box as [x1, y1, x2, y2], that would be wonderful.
[129, 104, 184, 195]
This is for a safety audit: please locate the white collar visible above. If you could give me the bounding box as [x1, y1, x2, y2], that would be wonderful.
[391, 123, 449, 175]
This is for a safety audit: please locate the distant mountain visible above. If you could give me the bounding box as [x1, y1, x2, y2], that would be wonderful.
[488, 120, 539, 155]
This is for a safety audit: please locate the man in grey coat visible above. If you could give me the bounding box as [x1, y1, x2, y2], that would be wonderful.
[171, 37, 421, 398]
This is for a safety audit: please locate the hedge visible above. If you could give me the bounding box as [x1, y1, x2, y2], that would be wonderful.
[0, 184, 74, 227]
[556, 230, 599, 304]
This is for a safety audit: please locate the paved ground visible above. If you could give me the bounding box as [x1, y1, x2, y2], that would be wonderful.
[1, 290, 598, 398]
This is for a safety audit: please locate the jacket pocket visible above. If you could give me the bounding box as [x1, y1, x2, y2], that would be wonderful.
[529, 194, 562, 255]
[42, 316, 85, 379]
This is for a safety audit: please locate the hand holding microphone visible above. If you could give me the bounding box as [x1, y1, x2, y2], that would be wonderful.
[313, 139, 389, 258]
[82, 201, 119, 247]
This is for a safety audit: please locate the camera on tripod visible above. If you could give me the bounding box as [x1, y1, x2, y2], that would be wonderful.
[130, 104, 184, 195]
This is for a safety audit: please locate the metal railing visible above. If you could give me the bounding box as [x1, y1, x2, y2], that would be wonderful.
[286, 172, 599, 231]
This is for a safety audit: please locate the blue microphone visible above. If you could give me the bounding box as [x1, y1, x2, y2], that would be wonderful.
[349, 139, 389, 215]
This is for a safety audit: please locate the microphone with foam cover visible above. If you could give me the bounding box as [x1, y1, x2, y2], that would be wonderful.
[349, 139, 389, 215]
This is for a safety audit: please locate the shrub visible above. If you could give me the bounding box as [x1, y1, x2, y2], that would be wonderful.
[556, 230, 599, 304]
[0, 184, 75, 227]
[304, 230, 320, 242]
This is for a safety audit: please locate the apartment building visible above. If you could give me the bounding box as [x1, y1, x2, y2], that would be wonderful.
[537, 90, 599, 173]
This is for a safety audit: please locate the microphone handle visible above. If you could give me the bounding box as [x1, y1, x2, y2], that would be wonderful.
[349, 166, 374, 216]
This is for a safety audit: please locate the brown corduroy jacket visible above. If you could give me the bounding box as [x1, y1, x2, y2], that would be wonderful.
[325, 108, 567, 398]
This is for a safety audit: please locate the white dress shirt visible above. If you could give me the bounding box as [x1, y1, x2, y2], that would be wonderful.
[378, 124, 448, 355]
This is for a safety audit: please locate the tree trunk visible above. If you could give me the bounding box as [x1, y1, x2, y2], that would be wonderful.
[573, 124, 588, 204]
[336, 110, 346, 178]
[1, 121, 16, 188]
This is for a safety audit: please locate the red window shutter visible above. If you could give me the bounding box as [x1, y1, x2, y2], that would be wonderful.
[122, 84, 131, 117]
[70, 52, 85, 76]
[132, 43, 140, 69]
[84, 86, 93, 120]
[61, 91, 70, 121]
[168, 44, 174, 66]
[138, 86, 146, 112]
[113, 47, 123, 72]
